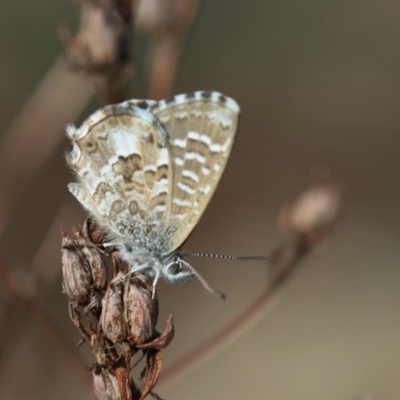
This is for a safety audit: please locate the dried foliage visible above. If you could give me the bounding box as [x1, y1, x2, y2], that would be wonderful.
[61, 219, 174, 400]
[60, 0, 134, 102]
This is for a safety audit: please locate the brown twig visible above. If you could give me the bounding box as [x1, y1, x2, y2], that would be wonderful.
[62, 224, 175, 400]
[136, 0, 202, 99]
[147, 33, 183, 100]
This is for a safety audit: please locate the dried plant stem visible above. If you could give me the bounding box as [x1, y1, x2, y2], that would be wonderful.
[158, 239, 310, 389]
[0, 58, 94, 236]
[148, 34, 183, 100]
[146, 0, 201, 100]
[0, 256, 92, 392]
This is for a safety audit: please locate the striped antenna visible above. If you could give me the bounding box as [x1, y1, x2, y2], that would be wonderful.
[181, 252, 269, 262]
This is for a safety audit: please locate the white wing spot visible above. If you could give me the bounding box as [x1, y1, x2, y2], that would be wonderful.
[178, 182, 196, 195]
[113, 129, 141, 157]
[154, 178, 169, 195]
[173, 94, 188, 104]
[202, 166, 211, 175]
[144, 164, 157, 173]
[210, 143, 223, 153]
[182, 170, 199, 183]
[199, 135, 212, 146]
[188, 132, 200, 140]
[173, 139, 187, 148]
[210, 139, 231, 153]
[185, 151, 206, 163]
[152, 204, 167, 213]
[174, 157, 184, 166]
[173, 199, 192, 207]
[157, 148, 169, 166]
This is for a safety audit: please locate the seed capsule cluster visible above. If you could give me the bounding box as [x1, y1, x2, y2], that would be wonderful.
[61, 219, 174, 400]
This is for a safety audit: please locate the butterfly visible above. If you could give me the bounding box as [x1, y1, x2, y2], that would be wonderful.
[66, 91, 240, 297]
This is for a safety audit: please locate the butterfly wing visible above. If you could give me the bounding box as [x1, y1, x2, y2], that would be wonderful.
[149, 91, 240, 254]
[66, 101, 173, 251]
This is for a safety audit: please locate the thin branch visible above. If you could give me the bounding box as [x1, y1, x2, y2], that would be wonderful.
[136, 0, 201, 99]
[147, 33, 183, 100]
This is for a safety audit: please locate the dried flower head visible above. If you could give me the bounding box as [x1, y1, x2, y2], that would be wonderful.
[279, 183, 341, 243]
[61, 228, 107, 305]
[100, 275, 127, 343]
[61, 233, 93, 304]
[93, 366, 120, 400]
[124, 274, 158, 345]
[82, 217, 109, 248]
[136, 0, 196, 35]
[59, 0, 134, 102]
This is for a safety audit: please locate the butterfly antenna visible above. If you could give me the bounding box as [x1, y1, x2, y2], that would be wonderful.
[178, 258, 226, 300]
[181, 252, 269, 262]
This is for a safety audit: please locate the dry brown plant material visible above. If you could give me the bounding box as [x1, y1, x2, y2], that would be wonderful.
[136, 0, 201, 99]
[60, 0, 135, 102]
[61, 220, 174, 399]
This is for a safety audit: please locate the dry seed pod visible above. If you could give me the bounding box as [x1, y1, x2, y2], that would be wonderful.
[136, 0, 171, 33]
[136, 0, 192, 34]
[61, 234, 92, 304]
[93, 366, 120, 400]
[100, 276, 127, 343]
[124, 274, 158, 345]
[81, 245, 107, 291]
[279, 183, 341, 237]
[82, 217, 108, 247]
[61, 0, 132, 72]
[76, 220, 108, 289]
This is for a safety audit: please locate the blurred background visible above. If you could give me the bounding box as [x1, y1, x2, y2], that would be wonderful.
[1, 0, 400, 399]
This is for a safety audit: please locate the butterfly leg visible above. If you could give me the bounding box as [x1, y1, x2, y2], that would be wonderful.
[177, 258, 226, 300]
[126, 262, 150, 278]
[151, 268, 161, 299]
[102, 241, 118, 248]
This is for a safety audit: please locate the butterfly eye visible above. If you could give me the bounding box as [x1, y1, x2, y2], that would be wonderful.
[161, 257, 195, 284]
[167, 262, 182, 276]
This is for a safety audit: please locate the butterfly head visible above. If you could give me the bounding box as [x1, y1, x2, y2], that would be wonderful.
[119, 245, 195, 284]
[121, 246, 226, 298]
[160, 252, 195, 285]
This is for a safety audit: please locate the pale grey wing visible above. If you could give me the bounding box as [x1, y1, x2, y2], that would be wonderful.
[149, 91, 240, 254]
[66, 103, 173, 250]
